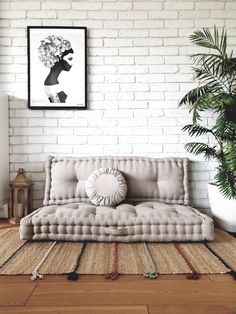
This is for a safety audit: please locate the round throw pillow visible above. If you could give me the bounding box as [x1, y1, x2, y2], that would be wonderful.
[85, 168, 127, 207]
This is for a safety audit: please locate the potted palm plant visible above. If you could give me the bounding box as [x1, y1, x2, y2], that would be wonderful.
[180, 27, 236, 231]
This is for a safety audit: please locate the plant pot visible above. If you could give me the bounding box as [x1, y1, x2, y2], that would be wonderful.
[208, 183, 236, 232]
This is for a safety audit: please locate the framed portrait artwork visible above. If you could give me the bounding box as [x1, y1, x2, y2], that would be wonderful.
[27, 26, 87, 110]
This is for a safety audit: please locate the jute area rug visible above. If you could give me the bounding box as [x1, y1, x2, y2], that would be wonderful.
[0, 227, 236, 281]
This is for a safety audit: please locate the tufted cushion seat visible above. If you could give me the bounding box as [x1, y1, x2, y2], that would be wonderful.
[20, 155, 214, 242]
[20, 201, 214, 242]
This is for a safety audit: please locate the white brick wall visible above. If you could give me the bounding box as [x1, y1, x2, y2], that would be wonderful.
[0, 0, 235, 212]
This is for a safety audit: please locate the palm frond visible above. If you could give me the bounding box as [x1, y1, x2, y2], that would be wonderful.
[193, 62, 231, 92]
[190, 28, 216, 49]
[179, 85, 209, 106]
[189, 93, 218, 123]
[182, 124, 214, 137]
[213, 111, 236, 139]
[184, 142, 218, 160]
[190, 53, 223, 67]
[190, 26, 227, 57]
[215, 166, 236, 199]
[219, 27, 227, 56]
[223, 142, 236, 173]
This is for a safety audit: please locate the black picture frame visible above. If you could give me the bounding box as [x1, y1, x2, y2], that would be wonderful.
[27, 26, 87, 110]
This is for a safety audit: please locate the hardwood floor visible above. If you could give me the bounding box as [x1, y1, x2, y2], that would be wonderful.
[0, 275, 235, 314]
[0, 223, 236, 314]
[0, 220, 17, 228]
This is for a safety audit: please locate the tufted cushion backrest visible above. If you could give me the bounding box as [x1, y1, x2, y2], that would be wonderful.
[43, 156, 189, 206]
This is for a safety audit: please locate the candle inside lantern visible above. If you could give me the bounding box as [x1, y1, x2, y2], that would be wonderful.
[18, 203, 23, 218]
[9, 168, 32, 224]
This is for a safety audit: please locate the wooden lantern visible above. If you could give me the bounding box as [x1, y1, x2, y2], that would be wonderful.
[9, 168, 32, 224]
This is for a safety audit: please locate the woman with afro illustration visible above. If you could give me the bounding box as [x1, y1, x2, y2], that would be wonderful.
[38, 35, 74, 103]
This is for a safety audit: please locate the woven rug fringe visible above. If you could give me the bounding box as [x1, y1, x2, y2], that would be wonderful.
[105, 243, 120, 280]
[229, 270, 236, 280]
[67, 242, 87, 281]
[31, 241, 57, 281]
[174, 244, 200, 280]
[143, 243, 158, 279]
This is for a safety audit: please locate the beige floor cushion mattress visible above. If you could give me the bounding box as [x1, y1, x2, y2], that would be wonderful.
[20, 201, 214, 242]
[20, 156, 214, 242]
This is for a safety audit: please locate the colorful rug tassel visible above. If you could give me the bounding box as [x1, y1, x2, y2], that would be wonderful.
[105, 243, 120, 280]
[31, 241, 57, 281]
[204, 242, 236, 280]
[67, 242, 87, 281]
[143, 243, 158, 279]
[174, 244, 200, 280]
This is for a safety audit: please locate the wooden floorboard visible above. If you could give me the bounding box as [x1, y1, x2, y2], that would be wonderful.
[0, 224, 19, 230]
[148, 305, 235, 314]
[0, 276, 32, 283]
[0, 305, 148, 314]
[25, 281, 236, 307]
[0, 283, 37, 307]
[207, 274, 235, 282]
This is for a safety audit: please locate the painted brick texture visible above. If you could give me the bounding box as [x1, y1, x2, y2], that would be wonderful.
[0, 0, 235, 211]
